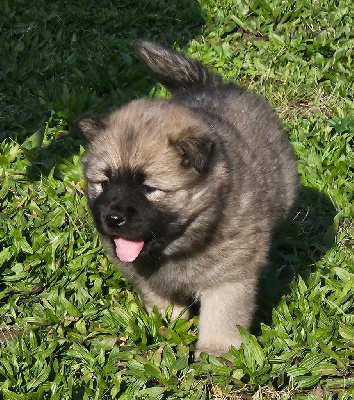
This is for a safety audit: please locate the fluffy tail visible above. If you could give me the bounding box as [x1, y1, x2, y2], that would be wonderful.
[134, 40, 221, 93]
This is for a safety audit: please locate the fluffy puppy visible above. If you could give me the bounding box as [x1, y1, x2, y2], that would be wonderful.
[77, 41, 298, 358]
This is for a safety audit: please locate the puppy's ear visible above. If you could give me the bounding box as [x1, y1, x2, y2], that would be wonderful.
[174, 137, 215, 173]
[76, 114, 106, 143]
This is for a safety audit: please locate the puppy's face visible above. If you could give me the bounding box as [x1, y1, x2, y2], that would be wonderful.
[77, 99, 221, 263]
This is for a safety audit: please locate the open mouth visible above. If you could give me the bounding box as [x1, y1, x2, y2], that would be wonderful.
[113, 237, 145, 263]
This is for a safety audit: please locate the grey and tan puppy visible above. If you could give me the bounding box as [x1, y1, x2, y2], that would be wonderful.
[77, 41, 298, 358]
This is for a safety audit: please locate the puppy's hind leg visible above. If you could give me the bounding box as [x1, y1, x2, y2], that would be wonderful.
[195, 279, 258, 359]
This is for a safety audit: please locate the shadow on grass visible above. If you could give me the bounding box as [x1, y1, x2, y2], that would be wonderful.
[255, 185, 337, 328]
[2, 0, 204, 179]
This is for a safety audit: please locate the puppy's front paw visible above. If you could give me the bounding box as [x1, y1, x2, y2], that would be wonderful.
[194, 334, 243, 360]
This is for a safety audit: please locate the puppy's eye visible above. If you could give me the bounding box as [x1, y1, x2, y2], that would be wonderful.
[101, 180, 110, 189]
[141, 184, 157, 194]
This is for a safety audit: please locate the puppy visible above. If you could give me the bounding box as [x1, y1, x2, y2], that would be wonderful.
[77, 41, 298, 358]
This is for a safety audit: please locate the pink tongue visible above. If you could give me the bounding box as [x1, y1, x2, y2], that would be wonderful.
[114, 237, 144, 262]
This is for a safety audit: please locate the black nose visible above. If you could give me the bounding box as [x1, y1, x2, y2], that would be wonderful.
[105, 212, 126, 228]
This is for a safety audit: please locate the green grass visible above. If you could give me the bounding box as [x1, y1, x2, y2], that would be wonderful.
[0, 0, 353, 398]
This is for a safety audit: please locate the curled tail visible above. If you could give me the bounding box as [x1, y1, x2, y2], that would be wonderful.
[134, 40, 222, 93]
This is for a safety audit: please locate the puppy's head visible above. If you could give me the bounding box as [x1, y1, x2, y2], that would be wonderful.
[77, 99, 224, 263]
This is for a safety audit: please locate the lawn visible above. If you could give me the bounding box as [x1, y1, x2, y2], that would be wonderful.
[0, 0, 353, 399]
